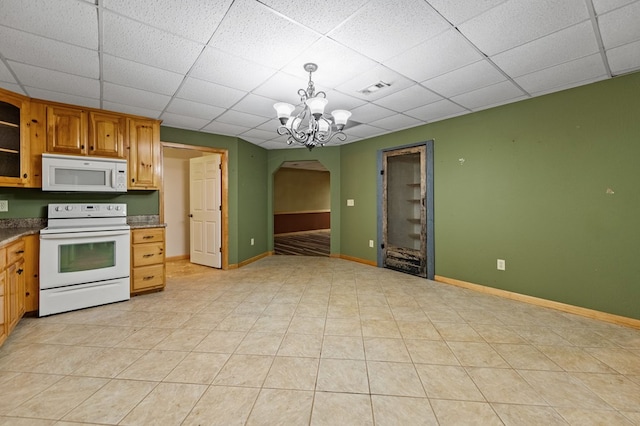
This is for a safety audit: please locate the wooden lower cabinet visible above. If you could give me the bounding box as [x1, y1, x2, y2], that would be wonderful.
[5, 239, 26, 336]
[0, 246, 6, 346]
[131, 227, 165, 295]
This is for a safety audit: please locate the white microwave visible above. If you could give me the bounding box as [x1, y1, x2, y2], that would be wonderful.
[42, 153, 127, 192]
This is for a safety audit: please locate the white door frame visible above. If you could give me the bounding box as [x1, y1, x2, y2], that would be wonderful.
[160, 142, 229, 269]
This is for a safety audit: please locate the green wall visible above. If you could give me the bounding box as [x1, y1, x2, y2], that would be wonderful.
[0, 188, 158, 218]
[237, 139, 268, 261]
[267, 146, 341, 254]
[340, 72, 640, 320]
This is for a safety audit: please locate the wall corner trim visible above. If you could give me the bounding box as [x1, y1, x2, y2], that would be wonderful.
[434, 275, 640, 330]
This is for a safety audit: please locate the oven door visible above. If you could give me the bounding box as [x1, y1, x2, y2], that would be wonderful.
[40, 229, 130, 289]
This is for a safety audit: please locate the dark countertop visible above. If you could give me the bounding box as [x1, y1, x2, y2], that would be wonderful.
[0, 227, 42, 247]
[0, 216, 166, 246]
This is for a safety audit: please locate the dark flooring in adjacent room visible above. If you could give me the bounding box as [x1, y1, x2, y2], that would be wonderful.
[274, 230, 330, 257]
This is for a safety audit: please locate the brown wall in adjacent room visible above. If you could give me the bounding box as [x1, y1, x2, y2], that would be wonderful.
[274, 168, 330, 234]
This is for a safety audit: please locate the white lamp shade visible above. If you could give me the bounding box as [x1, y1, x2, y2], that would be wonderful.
[318, 119, 330, 132]
[331, 109, 351, 126]
[274, 102, 295, 119]
[304, 97, 328, 116]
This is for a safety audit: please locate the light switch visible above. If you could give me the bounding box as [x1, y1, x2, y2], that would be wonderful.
[347, 199, 355, 206]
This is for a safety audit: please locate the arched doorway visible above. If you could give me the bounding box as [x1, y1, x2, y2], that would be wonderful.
[273, 160, 330, 256]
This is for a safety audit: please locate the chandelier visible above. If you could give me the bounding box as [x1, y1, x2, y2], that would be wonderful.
[273, 63, 351, 151]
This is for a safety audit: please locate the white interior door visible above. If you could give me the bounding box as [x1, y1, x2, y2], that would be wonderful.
[189, 154, 221, 268]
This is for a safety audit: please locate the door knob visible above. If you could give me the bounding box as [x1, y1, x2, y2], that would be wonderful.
[189, 214, 193, 217]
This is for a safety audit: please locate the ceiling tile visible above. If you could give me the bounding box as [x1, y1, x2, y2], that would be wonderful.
[0, 26, 98, 79]
[103, 55, 184, 95]
[280, 38, 379, 89]
[159, 112, 211, 130]
[335, 65, 415, 101]
[598, 1, 640, 49]
[201, 121, 248, 136]
[232, 94, 280, 119]
[102, 11, 204, 74]
[0, 62, 17, 84]
[422, 60, 505, 97]
[405, 99, 468, 122]
[253, 72, 310, 105]
[368, 114, 424, 131]
[427, 0, 507, 25]
[9, 62, 99, 99]
[177, 77, 247, 108]
[0, 0, 98, 48]
[26, 87, 100, 109]
[592, 0, 637, 14]
[458, 0, 589, 55]
[102, 101, 162, 119]
[329, 0, 451, 62]
[491, 21, 599, 78]
[260, 0, 369, 34]
[208, 0, 319, 69]
[606, 39, 640, 74]
[343, 124, 387, 139]
[102, 0, 233, 44]
[103, 82, 171, 111]
[190, 48, 276, 92]
[321, 90, 367, 111]
[166, 98, 226, 121]
[215, 110, 270, 128]
[349, 103, 396, 123]
[0, 82, 25, 95]
[514, 54, 608, 95]
[450, 80, 526, 110]
[374, 85, 442, 112]
[240, 128, 278, 141]
[384, 29, 484, 82]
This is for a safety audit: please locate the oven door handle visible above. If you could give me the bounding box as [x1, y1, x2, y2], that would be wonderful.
[40, 230, 130, 240]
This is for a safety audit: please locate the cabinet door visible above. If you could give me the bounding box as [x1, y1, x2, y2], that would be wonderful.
[6, 258, 25, 334]
[89, 111, 125, 158]
[26, 101, 46, 188]
[23, 235, 39, 313]
[47, 105, 88, 155]
[0, 88, 30, 186]
[128, 118, 160, 189]
[0, 270, 6, 345]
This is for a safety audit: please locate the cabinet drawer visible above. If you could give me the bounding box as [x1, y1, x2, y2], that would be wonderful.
[132, 264, 164, 291]
[7, 240, 25, 264]
[0, 247, 5, 270]
[132, 242, 164, 267]
[132, 228, 164, 244]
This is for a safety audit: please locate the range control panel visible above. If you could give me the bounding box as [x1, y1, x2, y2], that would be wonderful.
[48, 203, 127, 219]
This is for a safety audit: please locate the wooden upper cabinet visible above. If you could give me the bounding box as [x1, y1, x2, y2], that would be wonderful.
[46, 105, 88, 155]
[128, 118, 160, 190]
[89, 111, 125, 158]
[0, 88, 30, 186]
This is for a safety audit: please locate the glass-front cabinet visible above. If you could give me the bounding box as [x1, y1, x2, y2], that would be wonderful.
[0, 88, 29, 186]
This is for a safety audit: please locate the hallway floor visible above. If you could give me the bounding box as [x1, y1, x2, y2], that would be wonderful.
[0, 256, 639, 425]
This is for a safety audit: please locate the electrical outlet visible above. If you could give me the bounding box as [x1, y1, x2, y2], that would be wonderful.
[369, 240, 374, 248]
[347, 199, 355, 206]
[0, 200, 7, 212]
[497, 259, 506, 271]
[250, 238, 255, 246]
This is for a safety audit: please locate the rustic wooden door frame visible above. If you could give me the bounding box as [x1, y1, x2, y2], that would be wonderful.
[377, 140, 434, 279]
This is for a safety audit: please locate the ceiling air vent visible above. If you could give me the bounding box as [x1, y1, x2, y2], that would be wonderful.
[359, 81, 391, 95]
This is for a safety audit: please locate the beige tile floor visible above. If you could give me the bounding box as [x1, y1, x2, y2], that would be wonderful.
[1, 256, 639, 425]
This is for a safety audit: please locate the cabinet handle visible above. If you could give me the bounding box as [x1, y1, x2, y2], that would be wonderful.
[23, 173, 28, 178]
[81, 144, 85, 149]
[17, 269, 23, 275]
[143, 235, 154, 239]
[143, 275, 155, 280]
[15, 250, 24, 254]
[90, 146, 95, 150]
[143, 253, 154, 258]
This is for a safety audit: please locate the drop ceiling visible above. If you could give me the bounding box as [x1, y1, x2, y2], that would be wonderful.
[1, 0, 638, 150]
